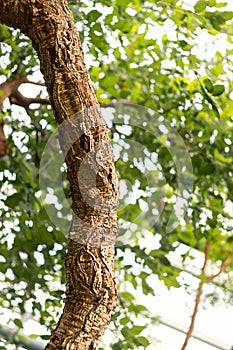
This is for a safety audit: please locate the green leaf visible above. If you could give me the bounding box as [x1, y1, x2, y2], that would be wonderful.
[121, 292, 135, 301]
[212, 84, 225, 96]
[137, 336, 150, 347]
[130, 325, 145, 335]
[23, 224, 33, 240]
[179, 225, 196, 246]
[128, 303, 147, 315]
[199, 162, 215, 175]
[120, 317, 130, 325]
[209, 13, 225, 30]
[86, 10, 102, 23]
[116, 0, 131, 5]
[215, 2, 228, 8]
[121, 326, 129, 338]
[14, 318, 23, 328]
[29, 334, 38, 339]
[203, 78, 213, 93]
[101, 75, 119, 89]
[194, 0, 206, 13]
[200, 84, 220, 117]
[41, 335, 50, 340]
[53, 230, 66, 243]
[207, 0, 216, 6]
[222, 11, 233, 21]
[5, 192, 21, 208]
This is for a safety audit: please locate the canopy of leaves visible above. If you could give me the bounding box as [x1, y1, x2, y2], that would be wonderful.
[0, 0, 233, 348]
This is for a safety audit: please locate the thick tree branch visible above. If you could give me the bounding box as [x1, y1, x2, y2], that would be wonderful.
[0, 1, 118, 349]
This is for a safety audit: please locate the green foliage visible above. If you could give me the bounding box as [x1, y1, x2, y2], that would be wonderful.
[1, 0, 233, 348]
[194, 0, 206, 13]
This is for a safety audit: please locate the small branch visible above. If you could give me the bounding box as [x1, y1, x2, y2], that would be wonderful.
[202, 240, 211, 274]
[9, 89, 50, 111]
[22, 80, 46, 87]
[101, 99, 140, 108]
[180, 242, 233, 350]
[181, 282, 204, 350]
[28, 97, 50, 106]
[208, 250, 233, 281]
[0, 76, 28, 106]
[0, 75, 48, 109]
[100, 99, 154, 121]
[0, 75, 49, 158]
[180, 241, 210, 350]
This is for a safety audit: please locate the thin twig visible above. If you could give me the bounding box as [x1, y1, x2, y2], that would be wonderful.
[180, 241, 210, 350]
[22, 79, 46, 87]
[208, 250, 233, 281]
[180, 242, 233, 350]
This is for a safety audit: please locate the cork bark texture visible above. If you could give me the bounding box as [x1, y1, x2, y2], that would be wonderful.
[0, 1, 119, 349]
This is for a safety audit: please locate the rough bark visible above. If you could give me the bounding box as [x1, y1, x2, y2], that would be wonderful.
[0, 1, 119, 349]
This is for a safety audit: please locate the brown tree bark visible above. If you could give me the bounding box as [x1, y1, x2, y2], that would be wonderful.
[0, 120, 8, 157]
[0, 1, 119, 349]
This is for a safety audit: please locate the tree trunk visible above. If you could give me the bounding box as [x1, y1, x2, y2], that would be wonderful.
[0, 1, 119, 349]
